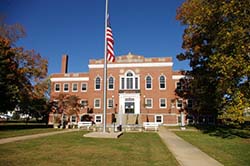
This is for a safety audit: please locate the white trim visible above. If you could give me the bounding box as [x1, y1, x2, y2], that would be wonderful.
[89, 62, 173, 69]
[95, 114, 102, 124]
[172, 75, 192, 80]
[51, 77, 89, 82]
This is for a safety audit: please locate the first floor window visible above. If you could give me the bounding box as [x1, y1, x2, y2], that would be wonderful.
[80, 100, 88, 108]
[71, 115, 76, 123]
[63, 83, 69, 92]
[94, 99, 101, 108]
[160, 98, 167, 108]
[55, 83, 60, 92]
[155, 115, 163, 123]
[177, 99, 183, 109]
[108, 98, 114, 109]
[145, 98, 152, 108]
[95, 115, 102, 123]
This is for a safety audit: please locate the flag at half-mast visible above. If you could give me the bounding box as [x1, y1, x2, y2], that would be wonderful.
[106, 15, 115, 62]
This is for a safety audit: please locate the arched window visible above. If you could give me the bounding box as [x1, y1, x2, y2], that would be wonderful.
[159, 75, 166, 89]
[120, 71, 139, 90]
[145, 75, 152, 90]
[108, 76, 114, 90]
[95, 77, 101, 90]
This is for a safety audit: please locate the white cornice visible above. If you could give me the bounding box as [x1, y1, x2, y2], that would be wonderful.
[172, 75, 192, 80]
[88, 62, 173, 69]
[51, 77, 89, 82]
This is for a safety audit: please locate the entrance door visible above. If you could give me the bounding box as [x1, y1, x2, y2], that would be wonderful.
[125, 102, 135, 114]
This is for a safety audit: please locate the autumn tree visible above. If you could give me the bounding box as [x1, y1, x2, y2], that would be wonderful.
[0, 18, 48, 118]
[176, 0, 250, 126]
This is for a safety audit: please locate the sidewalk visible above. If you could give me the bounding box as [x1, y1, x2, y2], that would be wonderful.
[158, 127, 223, 166]
[0, 129, 78, 144]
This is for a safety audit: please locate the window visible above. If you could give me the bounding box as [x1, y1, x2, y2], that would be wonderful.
[120, 71, 139, 90]
[187, 99, 192, 108]
[55, 83, 60, 92]
[155, 115, 163, 123]
[94, 99, 101, 108]
[71, 115, 76, 123]
[80, 100, 88, 108]
[176, 99, 183, 109]
[95, 77, 101, 90]
[63, 83, 69, 92]
[146, 76, 152, 90]
[107, 98, 114, 109]
[72, 83, 78, 92]
[108, 77, 114, 90]
[81, 83, 87, 92]
[95, 115, 102, 123]
[145, 98, 153, 108]
[159, 75, 166, 89]
[176, 82, 182, 91]
[160, 98, 167, 108]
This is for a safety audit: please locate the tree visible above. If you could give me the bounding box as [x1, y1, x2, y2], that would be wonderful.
[0, 18, 48, 116]
[176, 0, 250, 125]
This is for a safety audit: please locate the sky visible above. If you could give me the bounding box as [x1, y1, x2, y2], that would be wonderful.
[1, 0, 189, 74]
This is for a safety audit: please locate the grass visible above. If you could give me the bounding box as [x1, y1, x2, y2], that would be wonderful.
[0, 131, 179, 166]
[0, 128, 60, 139]
[174, 130, 250, 166]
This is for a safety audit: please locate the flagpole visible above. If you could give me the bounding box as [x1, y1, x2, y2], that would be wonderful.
[103, 0, 108, 133]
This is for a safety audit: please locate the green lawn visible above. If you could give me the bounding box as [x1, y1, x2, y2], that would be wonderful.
[174, 130, 250, 166]
[0, 131, 179, 166]
[0, 128, 60, 139]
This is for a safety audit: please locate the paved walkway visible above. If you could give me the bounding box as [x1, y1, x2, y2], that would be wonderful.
[0, 129, 78, 144]
[158, 127, 223, 166]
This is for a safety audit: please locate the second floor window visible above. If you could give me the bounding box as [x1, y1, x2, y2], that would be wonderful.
[72, 83, 78, 92]
[81, 83, 87, 92]
[63, 83, 69, 92]
[95, 77, 101, 90]
[146, 76, 152, 89]
[55, 83, 60, 92]
[159, 75, 166, 89]
[108, 77, 114, 90]
[120, 71, 139, 90]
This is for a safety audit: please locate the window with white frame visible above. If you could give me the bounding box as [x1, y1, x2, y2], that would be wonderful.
[159, 75, 166, 89]
[145, 98, 153, 108]
[63, 83, 69, 92]
[55, 83, 60, 92]
[71, 115, 76, 123]
[107, 98, 114, 109]
[120, 71, 139, 90]
[155, 115, 163, 123]
[95, 115, 102, 123]
[108, 76, 114, 90]
[159, 98, 167, 108]
[80, 99, 88, 108]
[95, 77, 101, 90]
[81, 83, 87, 92]
[94, 99, 101, 108]
[176, 99, 183, 109]
[187, 99, 193, 108]
[145, 75, 152, 90]
[72, 83, 78, 92]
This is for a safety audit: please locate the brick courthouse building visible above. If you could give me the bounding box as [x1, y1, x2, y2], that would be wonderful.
[49, 53, 192, 128]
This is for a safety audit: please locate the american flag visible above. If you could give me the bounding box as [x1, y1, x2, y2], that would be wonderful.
[106, 15, 115, 62]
